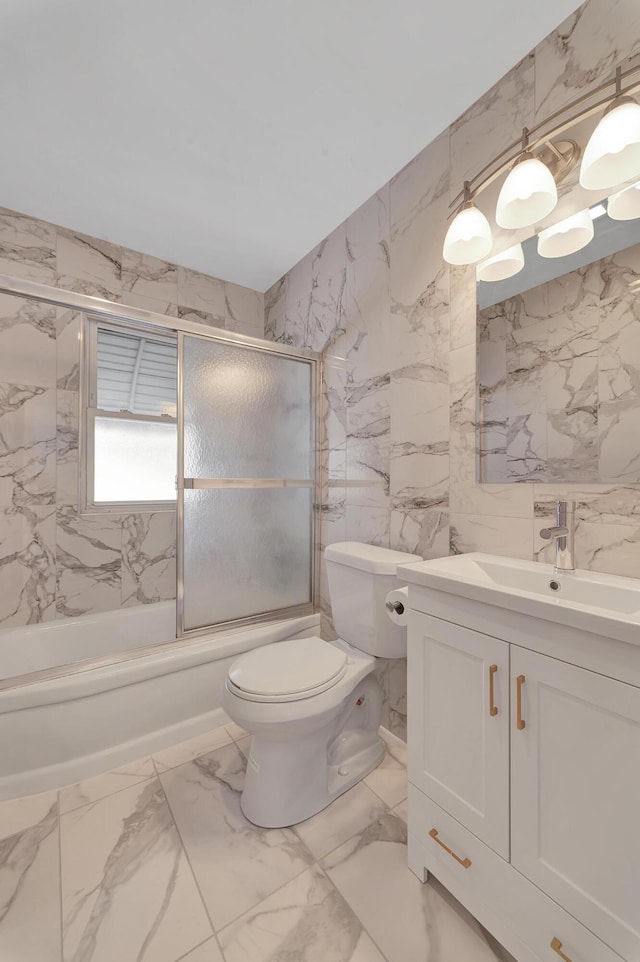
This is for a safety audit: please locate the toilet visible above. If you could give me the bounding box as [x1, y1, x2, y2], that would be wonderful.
[223, 541, 421, 828]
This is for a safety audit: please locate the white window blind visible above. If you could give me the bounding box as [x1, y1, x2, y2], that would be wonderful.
[97, 328, 177, 417]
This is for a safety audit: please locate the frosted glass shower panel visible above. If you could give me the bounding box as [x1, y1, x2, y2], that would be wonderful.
[183, 488, 312, 629]
[183, 338, 312, 479]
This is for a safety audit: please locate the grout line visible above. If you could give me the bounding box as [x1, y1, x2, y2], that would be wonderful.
[156, 777, 222, 960]
[151, 736, 235, 777]
[309, 803, 393, 866]
[215, 863, 313, 938]
[57, 792, 64, 962]
[155, 740, 318, 948]
[315, 861, 392, 962]
[59, 772, 159, 817]
[363, 778, 408, 810]
[172, 934, 219, 962]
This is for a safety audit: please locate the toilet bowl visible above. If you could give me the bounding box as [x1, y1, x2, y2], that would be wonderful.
[223, 541, 421, 828]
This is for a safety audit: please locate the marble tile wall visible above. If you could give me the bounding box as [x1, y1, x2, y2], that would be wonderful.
[0, 206, 264, 629]
[265, 0, 640, 740]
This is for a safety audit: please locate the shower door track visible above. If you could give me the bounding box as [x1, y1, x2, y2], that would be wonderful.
[0, 273, 318, 362]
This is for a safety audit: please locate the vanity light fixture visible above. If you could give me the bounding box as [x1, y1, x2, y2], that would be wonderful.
[443, 182, 493, 266]
[580, 68, 640, 190]
[495, 129, 558, 229]
[476, 243, 525, 282]
[537, 209, 594, 259]
[444, 57, 640, 266]
[607, 180, 640, 220]
[589, 203, 607, 219]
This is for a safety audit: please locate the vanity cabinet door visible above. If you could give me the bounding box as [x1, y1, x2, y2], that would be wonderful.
[511, 647, 640, 962]
[408, 612, 510, 859]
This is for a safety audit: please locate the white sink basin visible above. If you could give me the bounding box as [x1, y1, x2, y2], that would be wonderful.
[397, 553, 640, 646]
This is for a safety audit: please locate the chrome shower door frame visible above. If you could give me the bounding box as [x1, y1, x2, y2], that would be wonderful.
[0, 273, 322, 643]
[176, 327, 321, 640]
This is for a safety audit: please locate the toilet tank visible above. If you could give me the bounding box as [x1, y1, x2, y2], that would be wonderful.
[324, 542, 422, 658]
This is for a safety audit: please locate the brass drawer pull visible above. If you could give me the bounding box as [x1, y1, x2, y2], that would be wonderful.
[489, 664, 498, 716]
[428, 828, 472, 868]
[516, 674, 526, 730]
[551, 937, 573, 961]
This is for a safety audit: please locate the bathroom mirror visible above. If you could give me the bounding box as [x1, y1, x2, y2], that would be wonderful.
[476, 192, 640, 483]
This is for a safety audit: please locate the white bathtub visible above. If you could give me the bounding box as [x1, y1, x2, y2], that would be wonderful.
[0, 602, 320, 800]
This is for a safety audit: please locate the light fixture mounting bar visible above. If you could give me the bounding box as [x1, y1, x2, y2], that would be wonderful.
[449, 55, 640, 212]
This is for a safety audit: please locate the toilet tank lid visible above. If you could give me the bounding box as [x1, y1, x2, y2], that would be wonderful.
[325, 542, 422, 575]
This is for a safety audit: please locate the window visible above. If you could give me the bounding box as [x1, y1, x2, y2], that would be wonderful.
[84, 317, 177, 509]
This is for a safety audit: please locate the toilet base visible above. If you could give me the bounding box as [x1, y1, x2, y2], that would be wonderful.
[240, 730, 384, 828]
[237, 671, 386, 828]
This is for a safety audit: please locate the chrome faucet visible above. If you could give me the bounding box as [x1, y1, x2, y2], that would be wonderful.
[540, 500, 575, 574]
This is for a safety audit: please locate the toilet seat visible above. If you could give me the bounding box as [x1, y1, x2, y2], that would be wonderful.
[227, 636, 348, 703]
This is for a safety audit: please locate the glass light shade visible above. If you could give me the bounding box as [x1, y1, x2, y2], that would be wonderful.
[476, 243, 525, 282]
[608, 180, 640, 220]
[495, 156, 558, 228]
[580, 98, 640, 190]
[537, 209, 594, 259]
[443, 204, 493, 265]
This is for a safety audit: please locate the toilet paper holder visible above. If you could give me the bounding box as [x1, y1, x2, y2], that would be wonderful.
[385, 599, 405, 616]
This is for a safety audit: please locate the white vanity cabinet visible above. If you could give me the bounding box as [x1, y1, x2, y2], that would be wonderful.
[406, 591, 640, 962]
[510, 647, 640, 962]
[408, 612, 510, 859]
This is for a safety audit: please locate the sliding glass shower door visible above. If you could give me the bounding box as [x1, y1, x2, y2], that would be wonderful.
[177, 331, 317, 635]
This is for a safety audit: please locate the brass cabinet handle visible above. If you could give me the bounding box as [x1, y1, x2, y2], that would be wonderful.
[516, 674, 526, 730]
[551, 937, 573, 962]
[428, 828, 472, 869]
[489, 664, 498, 716]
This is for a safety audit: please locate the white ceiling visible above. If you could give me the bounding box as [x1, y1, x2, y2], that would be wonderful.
[0, 0, 580, 292]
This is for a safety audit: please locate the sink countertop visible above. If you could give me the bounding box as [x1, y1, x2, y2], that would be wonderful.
[397, 553, 640, 648]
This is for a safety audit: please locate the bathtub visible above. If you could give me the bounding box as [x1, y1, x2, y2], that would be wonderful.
[0, 602, 320, 800]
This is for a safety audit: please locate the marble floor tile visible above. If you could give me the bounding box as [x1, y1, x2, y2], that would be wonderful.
[60, 777, 211, 962]
[59, 756, 156, 814]
[234, 734, 252, 758]
[224, 721, 249, 742]
[323, 812, 504, 962]
[159, 743, 314, 931]
[2, 728, 519, 962]
[177, 936, 225, 961]
[392, 799, 408, 823]
[0, 790, 61, 962]
[293, 782, 388, 860]
[364, 750, 408, 808]
[218, 864, 386, 962]
[152, 725, 232, 773]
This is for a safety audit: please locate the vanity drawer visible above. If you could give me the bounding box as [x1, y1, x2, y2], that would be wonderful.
[408, 786, 622, 962]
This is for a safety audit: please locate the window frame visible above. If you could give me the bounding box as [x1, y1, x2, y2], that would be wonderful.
[81, 314, 178, 514]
